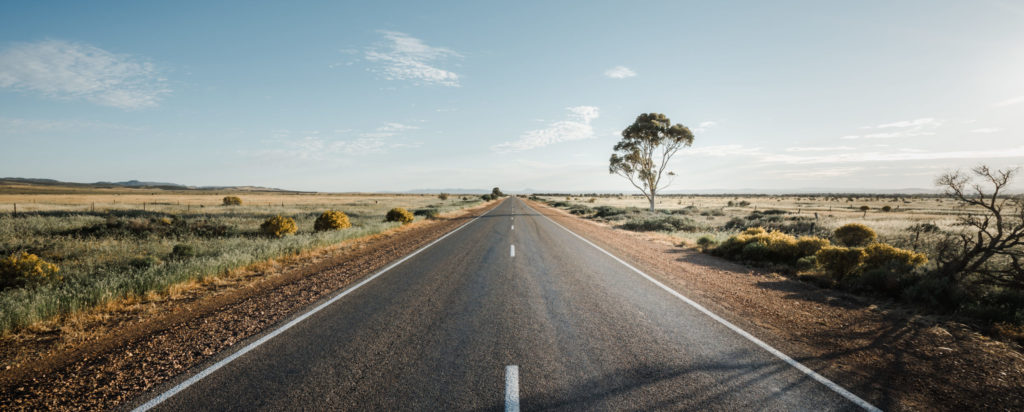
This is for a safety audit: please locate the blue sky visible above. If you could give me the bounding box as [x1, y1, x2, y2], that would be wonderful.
[1, 1, 1022, 192]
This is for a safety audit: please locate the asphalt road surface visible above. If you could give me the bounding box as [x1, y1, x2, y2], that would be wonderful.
[136, 197, 875, 411]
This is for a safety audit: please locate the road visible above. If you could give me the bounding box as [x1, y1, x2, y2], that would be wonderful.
[136, 197, 874, 411]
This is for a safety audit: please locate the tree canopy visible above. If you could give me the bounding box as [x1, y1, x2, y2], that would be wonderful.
[609, 113, 694, 211]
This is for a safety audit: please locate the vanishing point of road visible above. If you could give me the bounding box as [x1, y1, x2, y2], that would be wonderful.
[134, 197, 877, 411]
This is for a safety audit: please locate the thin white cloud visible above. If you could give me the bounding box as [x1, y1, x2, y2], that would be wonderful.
[993, 95, 1024, 107]
[364, 31, 461, 87]
[0, 40, 169, 109]
[971, 127, 1004, 134]
[0, 116, 141, 133]
[494, 106, 599, 152]
[359, 122, 420, 138]
[784, 146, 855, 152]
[245, 129, 419, 161]
[694, 121, 717, 133]
[684, 144, 764, 157]
[869, 118, 941, 129]
[844, 117, 942, 139]
[603, 66, 636, 79]
[781, 167, 864, 178]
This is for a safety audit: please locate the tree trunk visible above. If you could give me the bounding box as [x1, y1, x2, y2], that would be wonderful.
[649, 195, 655, 212]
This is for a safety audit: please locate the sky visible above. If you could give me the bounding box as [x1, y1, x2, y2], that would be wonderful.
[1, 0, 1023, 193]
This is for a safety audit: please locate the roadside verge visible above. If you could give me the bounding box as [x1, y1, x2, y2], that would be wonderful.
[0, 200, 499, 410]
[525, 199, 1024, 411]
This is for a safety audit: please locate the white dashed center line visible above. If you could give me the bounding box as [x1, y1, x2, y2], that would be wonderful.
[505, 365, 520, 412]
[510, 244, 515, 257]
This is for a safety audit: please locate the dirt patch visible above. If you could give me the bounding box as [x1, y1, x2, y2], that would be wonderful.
[527, 199, 1024, 411]
[0, 201, 498, 410]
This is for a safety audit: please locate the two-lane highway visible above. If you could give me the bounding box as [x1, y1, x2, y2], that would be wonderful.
[136, 197, 874, 411]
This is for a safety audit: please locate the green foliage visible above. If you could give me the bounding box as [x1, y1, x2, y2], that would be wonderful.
[170, 244, 198, 260]
[438, 193, 449, 200]
[385, 207, 414, 224]
[314, 210, 351, 231]
[620, 215, 699, 232]
[711, 228, 817, 266]
[568, 205, 594, 215]
[862, 243, 927, 272]
[491, 187, 505, 197]
[609, 113, 695, 211]
[260, 215, 298, 238]
[696, 235, 717, 252]
[222, 196, 242, 206]
[413, 208, 440, 219]
[0, 252, 61, 290]
[796, 236, 830, 256]
[881, 205, 892, 212]
[833, 223, 877, 247]
[815, 246, 866, 280]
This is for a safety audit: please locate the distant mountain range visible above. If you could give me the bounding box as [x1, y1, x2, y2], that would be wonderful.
[0, 177, 288, 192]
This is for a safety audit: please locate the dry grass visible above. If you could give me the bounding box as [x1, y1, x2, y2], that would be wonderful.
[0, 184, 483, 333]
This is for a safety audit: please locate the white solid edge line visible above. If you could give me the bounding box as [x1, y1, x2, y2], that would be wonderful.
[505, 365, 520, 412]
[525, 202, 881, 412]
[133, 204, 498, 412]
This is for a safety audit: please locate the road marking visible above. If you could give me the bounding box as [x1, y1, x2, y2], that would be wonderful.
[510, 244, 515, 257]
[132, 205, 499, 411]
[505, 365, 520, 412]
[511, 225, 514, 231]
[525, 202, 881, 412]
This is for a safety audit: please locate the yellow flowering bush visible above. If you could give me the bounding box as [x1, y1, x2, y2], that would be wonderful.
[314, 210, 351, 231]
[1, 252, 61, 289]
[261, 215, 297, 238]
[385, 208, 414, 224]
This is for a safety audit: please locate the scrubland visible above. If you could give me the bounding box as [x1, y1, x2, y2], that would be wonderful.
[537, 193, 1024, 343]
[0, 187, 481, 333]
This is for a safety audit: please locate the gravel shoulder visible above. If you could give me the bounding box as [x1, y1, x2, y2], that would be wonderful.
[0, 201, 498, 410]
[526, 199, 1024, 411]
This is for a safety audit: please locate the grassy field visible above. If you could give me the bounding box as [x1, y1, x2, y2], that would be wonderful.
[0, 186, 483, 333]
[538, 193, 962, 251]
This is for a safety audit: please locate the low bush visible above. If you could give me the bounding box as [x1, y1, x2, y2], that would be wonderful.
[796, 236, 830, 256]
[315, 210, 351, 231]
[0, 252, 61, 290]
[568, 205, 594, 215]
[815, 246, 865, 280]
[438, 193, 449, 200]
[413, 208, 440, 219]
[170, 244, 198, 259]
[833, 223, 877, 247]
[222, 196, 242, 206]
[261, 216, 298, 238]
[593, 205, 628, 218]
[385, 208, 414, 224]
[696, 236, 717, 252]
[862, 243, 927, 272]
[620, 216, 699, 232]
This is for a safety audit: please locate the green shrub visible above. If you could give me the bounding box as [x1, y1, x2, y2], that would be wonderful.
[0, 252, 61, 289]
[620, 216, 699, 232]
[723, 217, 746, 230]
[742, 227, 767, 236]
[171, 244, 198, 259]
[696, 236, 717, 252]
[261, 215, 298, 238]
[903, 276, 965, 313]
[314, 210, 351, 231]
[816, 246, 865, 280]
[438, 193, 449, 200]
[385, 208, 414, 224]
[594, 206, 629, 218]
[796, 236, 830, 256]
[833, 223, 877, 247]
[222, 196, 242, 206]
[128, 255, 163, 269]
[795, 255, 818, 271]
[413, 208, 440, 219]
[862, 243, 927, 271]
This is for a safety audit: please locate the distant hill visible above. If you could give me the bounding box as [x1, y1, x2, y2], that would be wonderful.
[0, 177, 288, 192]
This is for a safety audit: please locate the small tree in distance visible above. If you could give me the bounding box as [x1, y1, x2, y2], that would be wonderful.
[609, 113, 694, 211]
[491, 187, 504, 197]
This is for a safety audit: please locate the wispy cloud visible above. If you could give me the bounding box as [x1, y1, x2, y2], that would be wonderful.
[971, 127, 1003, 134]
[694, 121, 717, 133]
[993, 95, 1024, 107]
[843, 117, 942, 139]
[781, 167, 864, 178]
[364, 31, 461, 87]
[603, 66, 636, 79]
[0, 116, 141, 134]
[360, 122, 419, 138]
[0, 40, 169, 109]
[784, 146, 855, 152]
[494, 106, 599, 152]
[684, 144, 764, 157]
